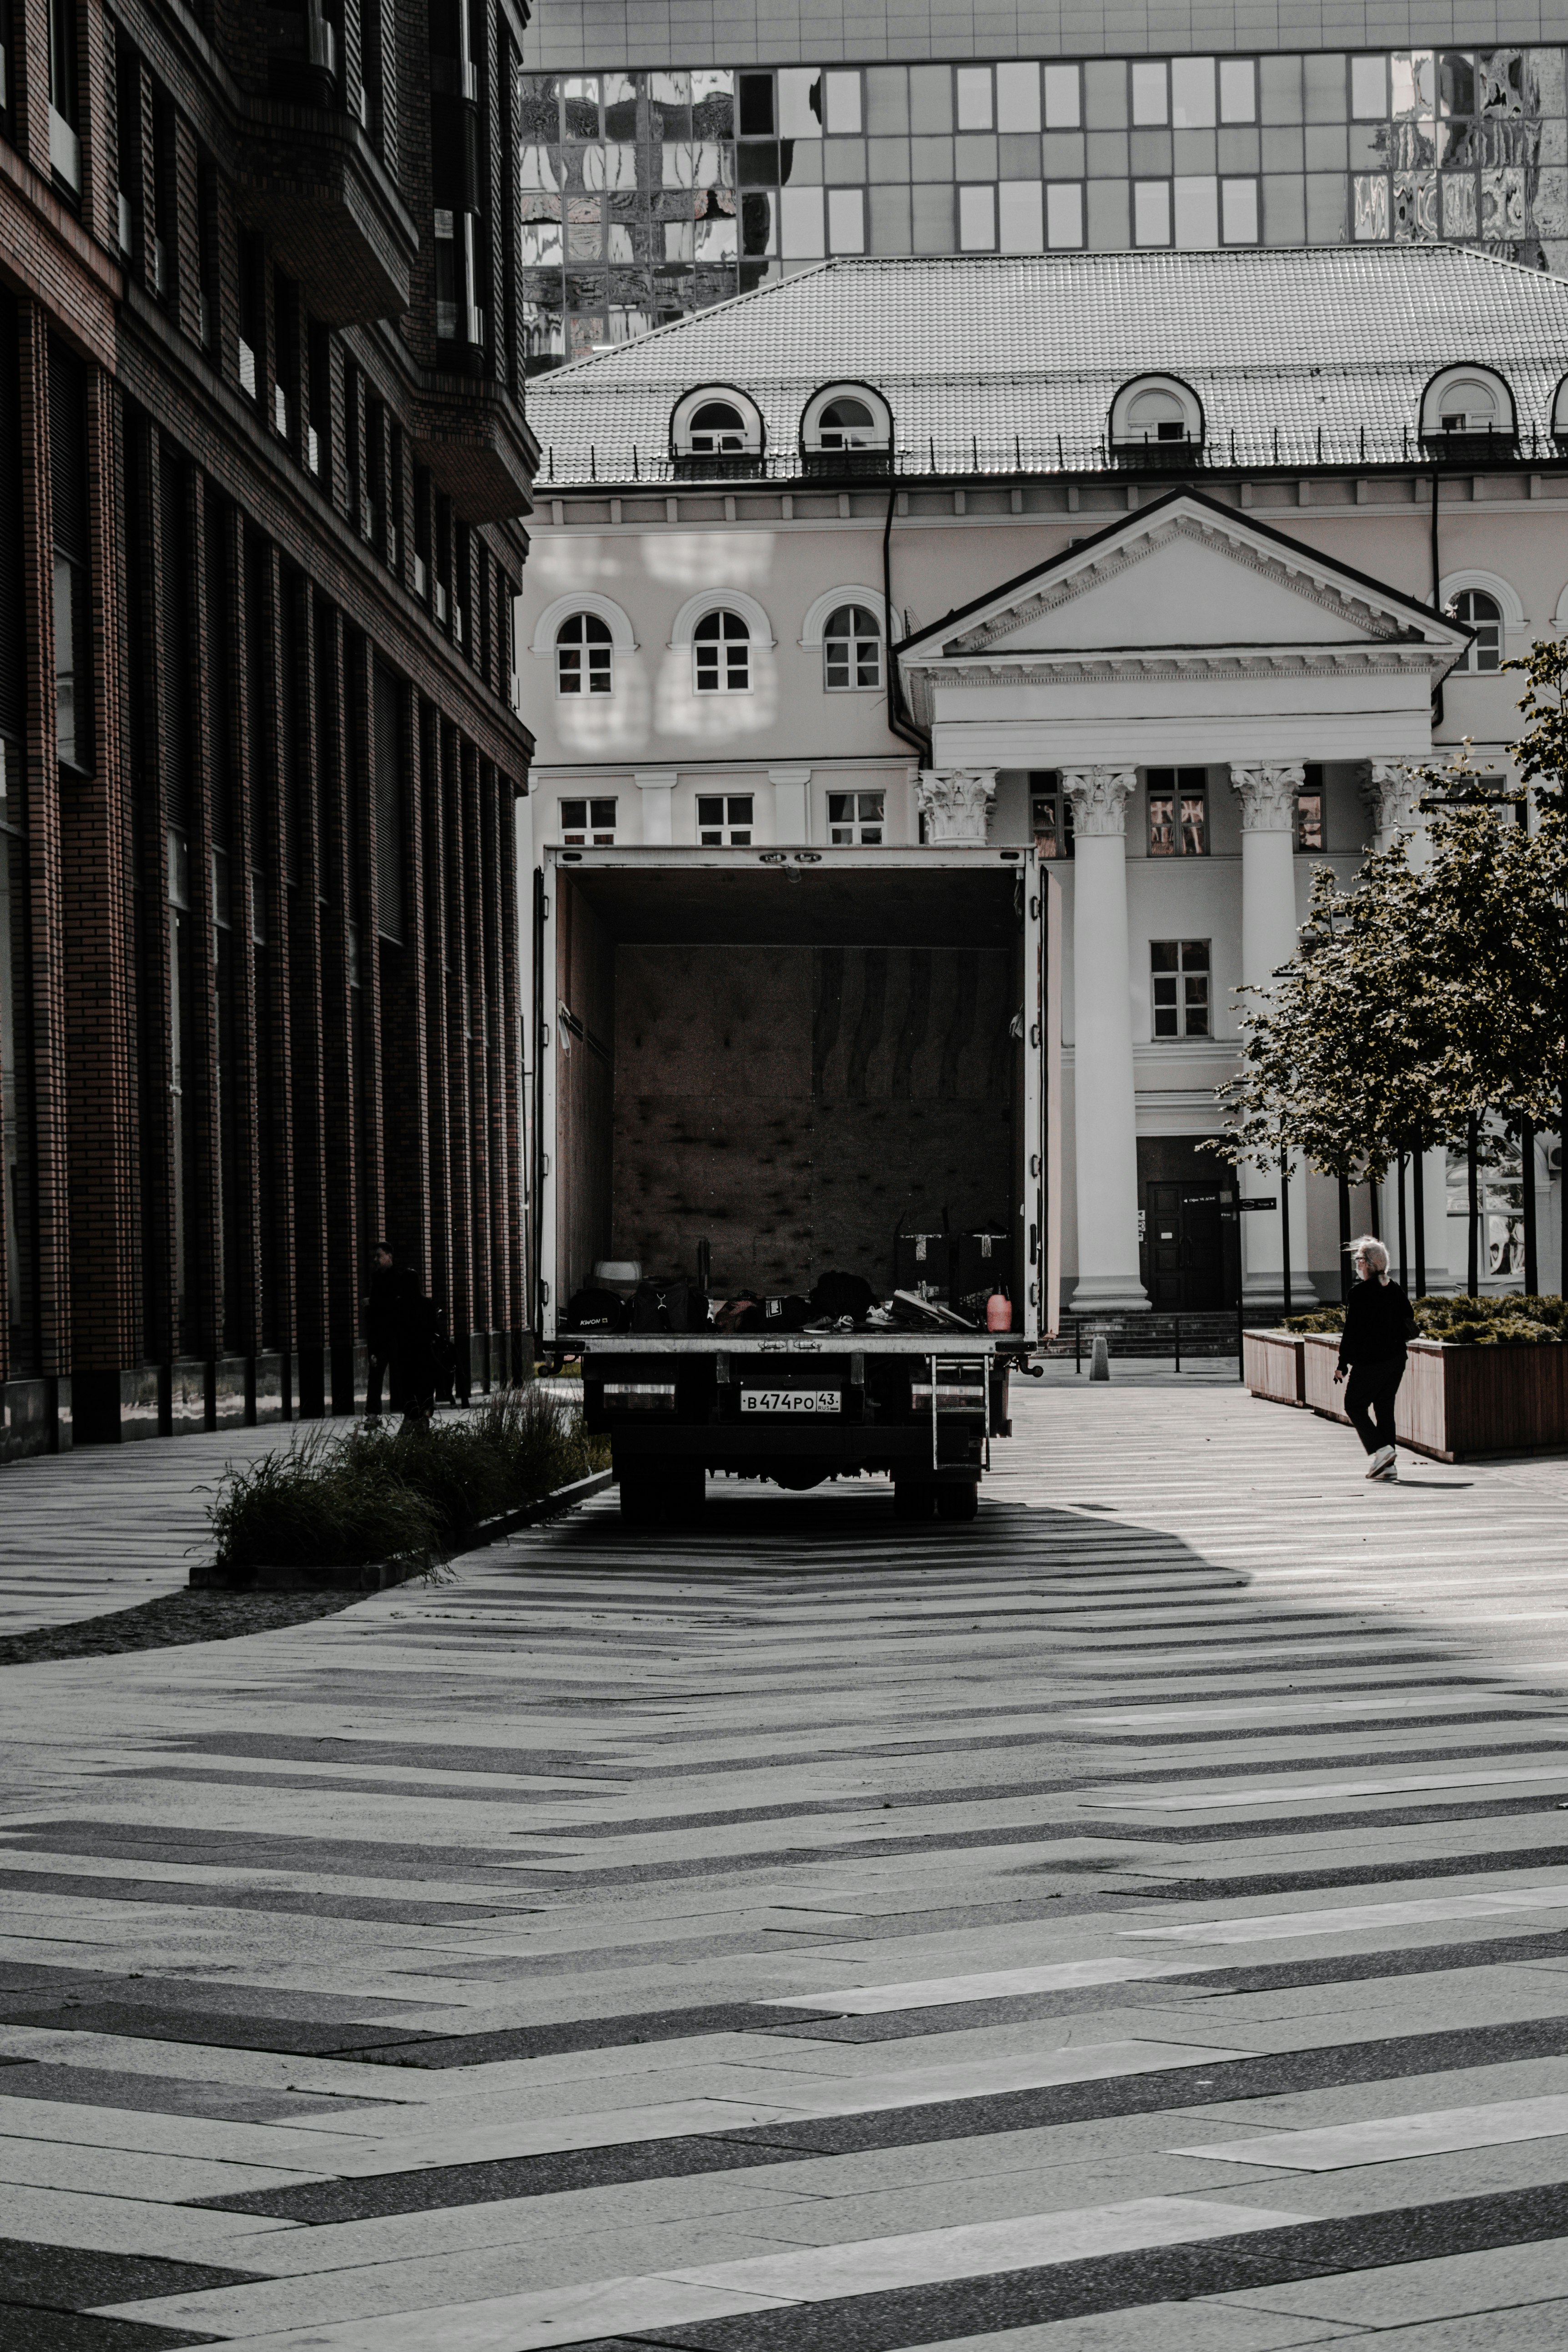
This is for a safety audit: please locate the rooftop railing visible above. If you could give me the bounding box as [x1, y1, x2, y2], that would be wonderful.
[539, 419, 1562, 490]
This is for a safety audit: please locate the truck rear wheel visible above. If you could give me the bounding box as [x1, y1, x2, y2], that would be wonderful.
[937, 1481, 979, 1523]
[893, 1478, 937, 1521]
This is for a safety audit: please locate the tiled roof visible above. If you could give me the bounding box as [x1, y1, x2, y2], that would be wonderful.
[528, 246, 1568, 486]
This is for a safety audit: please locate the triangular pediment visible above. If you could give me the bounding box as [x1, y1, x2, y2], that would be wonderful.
[900, 489, 1470, 670]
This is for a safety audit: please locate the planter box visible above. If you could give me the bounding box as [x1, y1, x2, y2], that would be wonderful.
[1296, 1331, 1568, 1461]
[1244, 1330, 1306, 1405]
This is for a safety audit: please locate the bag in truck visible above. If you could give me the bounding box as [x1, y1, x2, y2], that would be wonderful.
[565, 1286, 630, 1334]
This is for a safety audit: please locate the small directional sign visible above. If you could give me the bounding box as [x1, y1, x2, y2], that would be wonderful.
[1236, 1196, 1277, 1211]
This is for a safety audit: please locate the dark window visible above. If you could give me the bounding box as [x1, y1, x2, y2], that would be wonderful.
[373, 661, 404, 941]
[237, 235, 263, 399]
[307, 323, 332, 488]
[49, 0, 77, 127]
[1147, 766, 1207, 855]
[697, 792, 753, 845]
[1152, 938, 1210, 1038]
[1449, 586, 1502, 672]
[1297, 762, 1324, 852]
[827, 789, 883, 845]
[158, 456, 191, 821]
[48, 342, 91, 772]
[556, 611, 612, 694]
[739, 72, 774, 135]
[823, 603, 881, 690]
[560, 795, 616, 844]
[693, 607, 749, 691]
[1029, 770, 1074, 860]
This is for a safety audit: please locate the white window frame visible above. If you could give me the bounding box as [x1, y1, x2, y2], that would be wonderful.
[1439, 569, 1523, 672]
[821, 603, 882, 692]
[559, 794, 618, 846]
[1151, 938, 1211, 1039]
[800, 386, 892, 456]
[1420, 363, 1516, 442]
[1109, 373, 1205, 449]
[693, 609, 751, 694]
[827, 787, 885, 845]
[554, 612, 614, 697]
[670, 383, 766, 459]
[696, 791, 756, 845]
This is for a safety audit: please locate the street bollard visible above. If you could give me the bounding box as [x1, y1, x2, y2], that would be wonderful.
[1090, 1333, 1110, 1382]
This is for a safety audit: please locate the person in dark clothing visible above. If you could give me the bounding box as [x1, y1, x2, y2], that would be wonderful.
[1333, 1234, 1417, 1481]
[365, 1245, 418, 1418]
[393, 1294, 442, 1427]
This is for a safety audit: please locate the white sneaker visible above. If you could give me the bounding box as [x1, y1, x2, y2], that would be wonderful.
[1365, 1444, 1396, 1479]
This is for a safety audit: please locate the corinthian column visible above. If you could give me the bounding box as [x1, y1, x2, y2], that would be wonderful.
[1358, 759, 1420, 853]
[1061, 767, 1149, 1312]
[1231, 764, 1309, 1305]
[915, 768, 996, 843]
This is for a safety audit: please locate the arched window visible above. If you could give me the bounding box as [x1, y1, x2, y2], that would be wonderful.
[1108, 373, 1204, 454]
[693, 609, 750, 692]
[1125, 387, 1187, 442]
[1448, 587, 1502, 672]
[817, 397, 875, 447]
[555, 611, 613, 696]
[671, 386, 765, 465]
[823, 603, 881, 690]
[688, 400, 748, 452]
[800, 383, 893, 464]
[1420, 365, 1516, 446]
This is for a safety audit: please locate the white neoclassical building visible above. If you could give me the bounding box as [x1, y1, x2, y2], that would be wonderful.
[518, 244, 1568, 1311]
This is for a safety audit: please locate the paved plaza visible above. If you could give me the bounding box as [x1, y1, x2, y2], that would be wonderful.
[5, 1378, 1568, 2347]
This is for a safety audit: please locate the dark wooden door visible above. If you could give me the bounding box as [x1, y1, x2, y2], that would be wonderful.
[1147, 1180, 1229, 1310]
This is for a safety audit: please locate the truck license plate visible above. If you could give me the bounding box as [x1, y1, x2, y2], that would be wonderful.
[741, 1390, 840, 1414]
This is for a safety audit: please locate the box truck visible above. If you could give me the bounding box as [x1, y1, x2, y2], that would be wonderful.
[535, 845, 1059, 1524]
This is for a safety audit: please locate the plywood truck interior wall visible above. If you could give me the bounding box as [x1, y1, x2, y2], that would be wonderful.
[548, 858, 1031, 1312]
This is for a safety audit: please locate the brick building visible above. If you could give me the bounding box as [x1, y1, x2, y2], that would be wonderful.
[0, 0, 536, 1455]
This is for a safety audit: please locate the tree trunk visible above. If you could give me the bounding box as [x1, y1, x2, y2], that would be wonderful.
[1467, 1113, 1480, 1297]
[1397, 1152, 1409, 1293]
[1413, 1137, 1427, 1298]
[1280, 1157, 1291, 1317]
[1522, 1116, 1538, 1297]
[1337, 1172, 1351, 1303]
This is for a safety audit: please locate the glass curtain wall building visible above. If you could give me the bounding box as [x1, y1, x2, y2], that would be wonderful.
[518, 46, 1568, 371]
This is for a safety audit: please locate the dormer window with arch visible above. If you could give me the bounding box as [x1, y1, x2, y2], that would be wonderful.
[671, 385, 765, 478]
[1552, 375, 1568, 445]
[1420, 364, 1517, 455]
[800, 383, 893, 475]
[1109, 374, 1204, 467]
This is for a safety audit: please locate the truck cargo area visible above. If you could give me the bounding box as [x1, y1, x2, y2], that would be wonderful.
[537, 848, 1054, 1524]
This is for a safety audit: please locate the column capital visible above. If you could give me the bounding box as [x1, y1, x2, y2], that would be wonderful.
[1357, 758, 1418, 837]
[1060, 766, 1138, 838]
[1230, 762, 1305, 832]
[915, 767, 996, 843]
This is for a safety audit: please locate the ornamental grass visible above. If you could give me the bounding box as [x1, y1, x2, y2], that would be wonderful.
[208, 1383, 607, 1572]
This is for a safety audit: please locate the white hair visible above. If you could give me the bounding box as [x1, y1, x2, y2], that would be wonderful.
[1351, 1234, 1389, 1279]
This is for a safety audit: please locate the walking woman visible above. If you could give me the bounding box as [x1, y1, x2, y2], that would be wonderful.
[1332, 1235, 1417, 1482]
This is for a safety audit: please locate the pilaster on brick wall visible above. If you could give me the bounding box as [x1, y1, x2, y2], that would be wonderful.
[18, 304, 70, 1380]
[63, 365, 136, 1383]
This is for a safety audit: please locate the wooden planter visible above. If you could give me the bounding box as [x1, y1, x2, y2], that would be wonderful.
[1243, 1330, 1306, 1405]
[1293, 1331, 1568, 1461]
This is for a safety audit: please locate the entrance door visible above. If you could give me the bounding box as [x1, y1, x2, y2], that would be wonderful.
[1146, 1180, 1232, 1310]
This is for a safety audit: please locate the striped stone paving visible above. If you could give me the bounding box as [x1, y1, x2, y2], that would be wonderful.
[5, 1374, 1568, 2348]
[0, 1422, 363, 1636]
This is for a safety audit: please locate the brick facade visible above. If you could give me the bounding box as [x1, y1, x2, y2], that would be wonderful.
[0, 0, 536, 1456]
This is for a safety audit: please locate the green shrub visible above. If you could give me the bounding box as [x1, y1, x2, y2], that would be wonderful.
[1280, 1309, 1345, 1334]
[208, 1382, 610, 1570]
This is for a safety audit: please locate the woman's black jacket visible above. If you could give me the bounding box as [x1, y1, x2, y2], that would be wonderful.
[1337, 1277, 1417, 1371]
